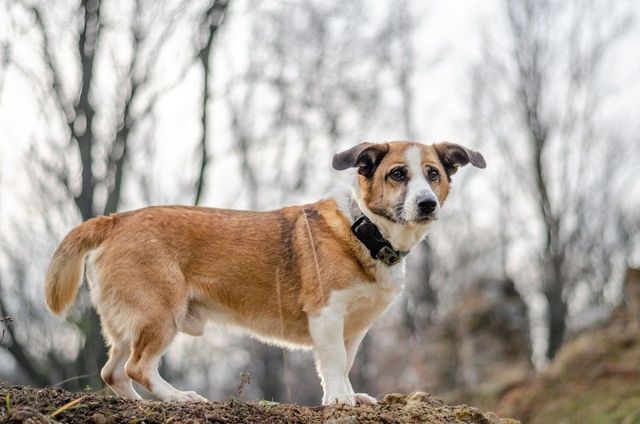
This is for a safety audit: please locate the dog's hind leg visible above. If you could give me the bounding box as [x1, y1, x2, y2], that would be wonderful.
[98, 307, 141, 399]
[101, 341, 141, 399]
[124, 320, 207, 402]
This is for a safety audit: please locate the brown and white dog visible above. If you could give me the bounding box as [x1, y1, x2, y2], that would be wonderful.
[44, 141, 485, 405]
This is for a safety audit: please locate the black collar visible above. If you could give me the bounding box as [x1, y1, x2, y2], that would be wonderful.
[350, 200, 409, 266]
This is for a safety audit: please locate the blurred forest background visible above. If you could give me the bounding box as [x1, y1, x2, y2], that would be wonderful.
[0, 0, 639, 420]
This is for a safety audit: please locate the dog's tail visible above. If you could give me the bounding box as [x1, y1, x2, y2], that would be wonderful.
[45, 215, 117, 315]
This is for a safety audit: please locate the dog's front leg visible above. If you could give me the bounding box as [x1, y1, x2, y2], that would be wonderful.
[308, 311, 354, 405]
[344, 330, 377, 404]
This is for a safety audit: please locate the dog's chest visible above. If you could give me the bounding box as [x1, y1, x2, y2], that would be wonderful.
[338, 263, 406, 338]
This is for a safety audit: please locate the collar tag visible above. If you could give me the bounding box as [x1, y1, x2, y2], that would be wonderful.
[377, 245, 401, 266]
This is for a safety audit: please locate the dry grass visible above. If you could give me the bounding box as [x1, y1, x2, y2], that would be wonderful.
[496, 320, 640, 424]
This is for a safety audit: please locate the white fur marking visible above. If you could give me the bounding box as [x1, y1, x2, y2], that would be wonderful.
[309, 277, 402, 405]
[309, 303, 349, 405]
[403, 145, 440, 221]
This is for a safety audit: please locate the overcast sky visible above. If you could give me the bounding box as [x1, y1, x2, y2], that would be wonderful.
[2, 0, 638, 211]
[0, 0, 496, 209]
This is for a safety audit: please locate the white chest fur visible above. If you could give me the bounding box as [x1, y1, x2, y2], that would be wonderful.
[327, 261, 406, 340]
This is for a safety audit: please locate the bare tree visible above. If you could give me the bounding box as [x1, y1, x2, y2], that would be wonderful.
[472, 0, 636, 360]
[226, 0, 390, 209]
[194, 0, 231, 205]
[0, 0, 229, 389]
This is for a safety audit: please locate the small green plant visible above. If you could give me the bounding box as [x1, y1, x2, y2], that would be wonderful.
[258, 400, 278, 413]
[4, 393, 11, 417]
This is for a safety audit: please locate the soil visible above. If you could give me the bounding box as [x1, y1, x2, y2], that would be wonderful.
[0, 384, 519, 424]
[493, 318, 640, 424]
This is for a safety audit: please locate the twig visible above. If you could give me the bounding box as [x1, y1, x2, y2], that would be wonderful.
[49, 396, 85, 418]
[53, 373, 98, 387]
[234, 372, 251, 399]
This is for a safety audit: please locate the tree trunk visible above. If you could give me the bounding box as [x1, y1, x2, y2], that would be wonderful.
[74, 0, 100, 221]
[194, 0, 230, 205]
[544, 257, 567, 360]
[194, 30, 212, 206]
[251, 343, 286, 402]
[72, 0, 106, 391]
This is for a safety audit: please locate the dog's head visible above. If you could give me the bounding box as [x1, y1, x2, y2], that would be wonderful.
[333, 141, 486, 224]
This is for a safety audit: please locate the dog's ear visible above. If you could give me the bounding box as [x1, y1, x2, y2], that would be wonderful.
[434, 142, 486, 178]
[332, 142, 389, 178]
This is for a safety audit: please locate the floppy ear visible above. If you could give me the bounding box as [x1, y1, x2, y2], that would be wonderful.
[332, 142, 389, 178]
[434, 142, 486, 178]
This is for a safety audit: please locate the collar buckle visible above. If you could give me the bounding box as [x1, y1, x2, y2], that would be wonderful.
[350, 203, 408, 267]
[351, 215, 369, 233]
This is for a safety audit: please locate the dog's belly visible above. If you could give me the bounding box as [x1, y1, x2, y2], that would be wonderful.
[183, 285, 399, 347]
[183, 263, 405, 347]
[180, 296, 313, 349]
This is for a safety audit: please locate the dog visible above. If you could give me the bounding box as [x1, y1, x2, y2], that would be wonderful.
[44, 140, 485, 405]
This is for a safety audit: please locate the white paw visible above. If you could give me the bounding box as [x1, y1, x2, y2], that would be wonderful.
[353, 393, 378, 404]
[173, 390, 208, 402]
[325, 393, 357, 406]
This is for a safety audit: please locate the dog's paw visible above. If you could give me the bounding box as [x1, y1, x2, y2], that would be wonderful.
[325, 393, 357, 406]
[175, 390, 208, 402]
[353, 393, 377, 404]
[324, 392, 378, 406]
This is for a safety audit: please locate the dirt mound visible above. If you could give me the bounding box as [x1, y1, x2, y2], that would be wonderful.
[0, 383, 518, 423]
[495, 317, 640, 424]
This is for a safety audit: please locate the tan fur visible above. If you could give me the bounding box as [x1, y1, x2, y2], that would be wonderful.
[83, 201, 371, 347]
[44, 140, 484, 402]
[45, 215, 118, 315]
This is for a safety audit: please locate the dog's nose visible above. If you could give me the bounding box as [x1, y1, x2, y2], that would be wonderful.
[417, 196, 438, 214]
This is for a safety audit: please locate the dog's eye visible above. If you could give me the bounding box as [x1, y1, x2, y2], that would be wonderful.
[389, 168, 407, 182]
[427, 169, 440, 181]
